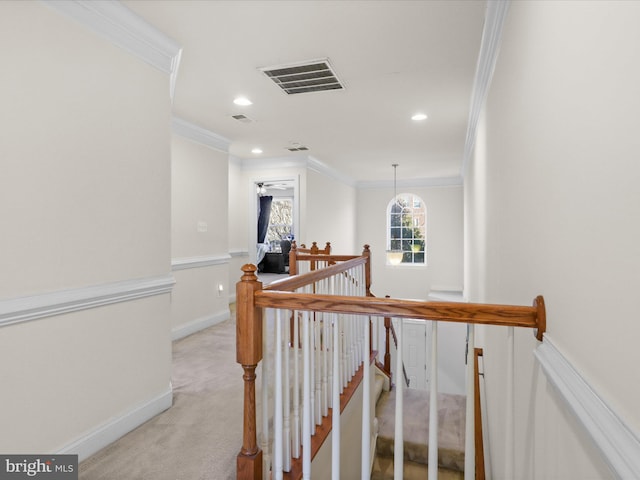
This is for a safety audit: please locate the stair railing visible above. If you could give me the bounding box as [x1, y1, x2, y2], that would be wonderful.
[237, 246, 377, 480]
[237, 245, 546, 480]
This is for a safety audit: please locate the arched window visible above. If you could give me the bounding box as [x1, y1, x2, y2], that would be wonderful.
[387, 193, 426, 265]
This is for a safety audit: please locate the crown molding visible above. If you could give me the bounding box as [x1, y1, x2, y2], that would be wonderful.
[43, 0, 182, 99]
[172, 117, 231, 153]
[306, 156, 356, 187]
[0, 274, 175, 328]
[536, 336, 640, 479]
[357, 176, 462, 189]
[171, 254, 231, 271]
[462, 0, 510, 177]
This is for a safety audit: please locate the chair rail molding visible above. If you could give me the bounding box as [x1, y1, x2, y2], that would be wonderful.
[42, 0, 182, 98]
[171, 254, 232, 271]
[0, 274, 175, 328]
[535, 336, 640, 479]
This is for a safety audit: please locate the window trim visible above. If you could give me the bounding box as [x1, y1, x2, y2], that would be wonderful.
[386, 193, 427, 267]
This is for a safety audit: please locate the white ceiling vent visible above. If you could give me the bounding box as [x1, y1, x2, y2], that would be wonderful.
[260, 58, 344, 95]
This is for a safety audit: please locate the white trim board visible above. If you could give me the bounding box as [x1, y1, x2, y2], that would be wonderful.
[58, 386, 172, 462]
[171, 254, 231, 271]
[0, 274, 175, 328]
[357, 176, 463, 189]
[461, 0, 510, 177]
[43, 0, 182, 99]
[535, 336, 640, 479]
[171, 117, 231, 153]
[172, 309, 230, 341]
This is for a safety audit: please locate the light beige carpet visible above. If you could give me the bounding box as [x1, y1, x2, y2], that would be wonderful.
[79, 311, 243, 480]
[375, 388, 466, 472]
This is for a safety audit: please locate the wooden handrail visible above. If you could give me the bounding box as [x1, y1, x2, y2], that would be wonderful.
[253, 292, 546, 334]
[289, 241, 332, 275]
[265, 256, 367, 292]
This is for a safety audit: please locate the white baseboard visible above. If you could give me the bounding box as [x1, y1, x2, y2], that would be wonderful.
[536, 336, 640, 479]
[171, 309, 230, 341]
[58, 386, 173, 462]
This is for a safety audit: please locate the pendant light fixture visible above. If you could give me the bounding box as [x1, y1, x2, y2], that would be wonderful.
[387, 163, 403, 265]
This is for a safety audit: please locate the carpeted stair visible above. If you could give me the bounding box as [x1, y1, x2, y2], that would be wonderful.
[372, 387, 466, 480]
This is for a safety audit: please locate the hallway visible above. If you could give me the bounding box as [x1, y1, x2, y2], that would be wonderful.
[79, 311, 241, 480]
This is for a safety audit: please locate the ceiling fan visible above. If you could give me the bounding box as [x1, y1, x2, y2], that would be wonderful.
[257, 182, 290, 195]
[262, 182, 288, 190]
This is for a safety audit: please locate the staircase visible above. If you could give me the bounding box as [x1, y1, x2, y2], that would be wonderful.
[372, 386, 466, 480]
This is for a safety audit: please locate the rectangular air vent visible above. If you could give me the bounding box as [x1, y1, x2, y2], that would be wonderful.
[231, 114, 253, 123]
[287, 146, 309, 152]
[260, 59, 344, 95]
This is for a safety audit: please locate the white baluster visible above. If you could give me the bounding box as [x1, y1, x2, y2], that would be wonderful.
[331, 311, 341, 479]
[429, 321, 438, 480]
[328, 277, 335, 409]
[464, 324, 475, 480]
[283, 310, 291, 472]
[322, 309, 329, 417]
[302, 310, 311, 480]
[394, 317, 404, 480]
[274, 309, 283, 480]
[315, 316, 322, 426]
[292, 311, 300, 459]
[309, 291, 316, 435]
[505, 326, 515, 479]
[361, 315, 371, 480]
[262, 311, 270, 479]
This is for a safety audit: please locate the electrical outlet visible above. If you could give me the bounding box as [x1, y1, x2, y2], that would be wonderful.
[197, 221, 208, 232]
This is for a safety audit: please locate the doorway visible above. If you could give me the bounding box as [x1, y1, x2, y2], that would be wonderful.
[250, 176, 300, 266]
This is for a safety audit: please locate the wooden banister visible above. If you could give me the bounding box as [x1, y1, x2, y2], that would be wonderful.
[288, 241, 332, 276]
[236, 242, 545, 480]
[265, 255, 367, 292]
[253, 292, 546, 334]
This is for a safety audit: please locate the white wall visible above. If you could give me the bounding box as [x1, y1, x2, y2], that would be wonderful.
[171, 134, 230, 339]
[0, 2, 172, 456]
[306, 169, 357, 254]
[356, 185, 463, 300]
[228, 157, 250, 298]
[466, 2, 640, 478]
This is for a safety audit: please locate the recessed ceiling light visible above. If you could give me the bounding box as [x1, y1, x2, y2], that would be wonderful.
[234, 96, 252, 106]
[251, 147, 263, 154]
[411, 113, 428, 121]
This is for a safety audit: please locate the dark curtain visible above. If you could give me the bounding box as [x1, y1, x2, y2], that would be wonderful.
[257, 195, 273, 243]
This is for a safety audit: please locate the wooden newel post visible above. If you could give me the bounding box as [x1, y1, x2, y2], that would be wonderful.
[289, 241, 298, 276]
[362, 244, 371, 297]
[236, 264, 263, 480]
